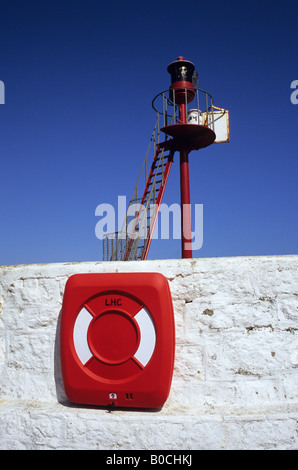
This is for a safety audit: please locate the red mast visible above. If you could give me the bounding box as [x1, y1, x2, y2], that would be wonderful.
[161, 56, 215, 258]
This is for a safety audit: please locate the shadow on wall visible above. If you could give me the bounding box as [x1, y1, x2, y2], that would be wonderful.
[54, 310, 68, 404]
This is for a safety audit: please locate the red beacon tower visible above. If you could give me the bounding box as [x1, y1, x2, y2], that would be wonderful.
[103, 56, 229, 261]
[162, 56, 216, 258]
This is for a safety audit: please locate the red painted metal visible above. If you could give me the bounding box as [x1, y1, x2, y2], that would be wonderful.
[174, 92, 193, 258]
[123, 142, 174, 261]
[179, 148, 192, 258]
[169, 82, 195, 104]
[160, 56, 215, 258]
[141, 145, 174, 260]
[168, 58, 195, 259]
[160, 124, 216, 150]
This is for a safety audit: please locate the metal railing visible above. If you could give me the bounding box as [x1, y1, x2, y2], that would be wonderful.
[103, 231, 135, 261]
[102, 118, 170, 261]
[152, 87, 215, 131]
[102, 87, 215, 262]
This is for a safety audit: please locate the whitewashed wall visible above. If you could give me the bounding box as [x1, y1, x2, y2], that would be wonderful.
[0, 255, 297, 450]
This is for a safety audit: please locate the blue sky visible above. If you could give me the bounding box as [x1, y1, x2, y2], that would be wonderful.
[0, 0, 297, 265]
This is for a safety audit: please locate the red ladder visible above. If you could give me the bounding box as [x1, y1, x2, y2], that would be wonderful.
[123, 141, 174, 260]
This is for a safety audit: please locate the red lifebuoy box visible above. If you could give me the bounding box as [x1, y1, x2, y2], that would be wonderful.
[60, 272, 175, 409]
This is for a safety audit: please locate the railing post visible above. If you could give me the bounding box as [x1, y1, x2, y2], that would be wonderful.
[211, 97, 215, 131]
[196, 89, 199, 115]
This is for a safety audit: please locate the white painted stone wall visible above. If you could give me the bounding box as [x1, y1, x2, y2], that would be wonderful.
[0, 255, 297, 450]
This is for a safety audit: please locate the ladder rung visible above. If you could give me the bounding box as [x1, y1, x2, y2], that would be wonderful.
[144, 189, 159, 197]
[148, 179, 162, 186]
[152, 157, 168, 169]
[145, 185, 160, 192]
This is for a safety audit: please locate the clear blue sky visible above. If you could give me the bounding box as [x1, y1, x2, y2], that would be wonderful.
[0, 0, 297, 265]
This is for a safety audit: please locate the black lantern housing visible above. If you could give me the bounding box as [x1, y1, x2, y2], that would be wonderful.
[167, 57, 195, 86]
